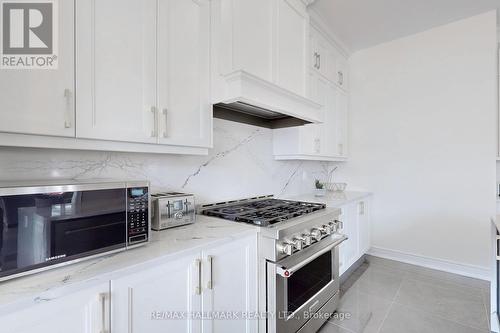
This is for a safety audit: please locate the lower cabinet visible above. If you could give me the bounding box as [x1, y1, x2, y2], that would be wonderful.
[0, 235, 258, 333]
[111, 234, 258, 333]
[0, 282, 111, 333]
[338, 196, 372, 276]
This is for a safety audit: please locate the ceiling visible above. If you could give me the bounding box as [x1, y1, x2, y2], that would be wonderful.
[310, 0, 500, 52]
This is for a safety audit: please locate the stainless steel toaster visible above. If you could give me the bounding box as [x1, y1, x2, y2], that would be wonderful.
[151, 192, 195, 230]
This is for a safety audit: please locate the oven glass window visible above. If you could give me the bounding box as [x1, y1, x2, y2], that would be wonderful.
[287, 251, 332, 313]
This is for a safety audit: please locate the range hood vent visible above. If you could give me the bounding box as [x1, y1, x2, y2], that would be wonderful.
[214, 102, 311, 129]
[212, 71, 323, 129]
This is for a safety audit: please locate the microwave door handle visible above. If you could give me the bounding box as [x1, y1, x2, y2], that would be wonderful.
[276, 236, 347, 278]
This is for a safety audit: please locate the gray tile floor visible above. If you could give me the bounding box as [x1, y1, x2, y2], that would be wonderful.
[318, 255, 491, 333]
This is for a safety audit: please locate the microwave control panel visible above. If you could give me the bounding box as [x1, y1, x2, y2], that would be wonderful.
[127, 187, 149, 245]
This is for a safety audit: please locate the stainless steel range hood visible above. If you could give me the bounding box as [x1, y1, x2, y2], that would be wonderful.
[212, 71, 324, 129]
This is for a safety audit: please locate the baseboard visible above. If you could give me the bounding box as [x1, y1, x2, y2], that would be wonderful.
[368, 246, 491, 281]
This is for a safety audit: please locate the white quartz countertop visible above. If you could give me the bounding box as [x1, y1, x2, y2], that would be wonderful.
[0, 216, 257, 313]
[282, 191, 372, 207]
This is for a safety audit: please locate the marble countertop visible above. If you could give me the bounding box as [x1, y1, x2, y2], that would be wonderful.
[282, 191, 372, 207]
[0, 216, 257, 313]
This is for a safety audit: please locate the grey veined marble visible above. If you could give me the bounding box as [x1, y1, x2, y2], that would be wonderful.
[0, 119, 343, 203]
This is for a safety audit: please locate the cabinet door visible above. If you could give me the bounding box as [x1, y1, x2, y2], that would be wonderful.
[76, 0, 157, 144]
[274, 0, 308, 97]
[0, 0, 74, 137]
[310, 26, 336, 83]
[201, 235, 258, 333]
[335, 88, 349, 157]
[336, 54, 349, 90]
[111, 254, 202, 333]
[0, 283, 110, 333]
[358, 199, 371, 255]
[157, 0, 211, 148]
[339, 203, 359, 275]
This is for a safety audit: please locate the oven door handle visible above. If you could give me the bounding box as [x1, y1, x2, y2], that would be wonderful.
[276, 235, 347, 278]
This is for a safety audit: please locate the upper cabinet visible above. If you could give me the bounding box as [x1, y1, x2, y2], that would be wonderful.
[157, 0, 212, 148]
[0, 0, 75, 137]
[310, 25, 349, 91]
[211, 0, 323, 124]
[76, 0, 212, 148]
[273, 21, 350, 161]
[76, 0, 158, 144]
[275, 0, 309, 96]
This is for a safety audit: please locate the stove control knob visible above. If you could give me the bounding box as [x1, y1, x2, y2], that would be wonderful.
[292, 238, 303, 250]
[311, 229, 322, 242]
[322, 225, 332, 235]
[328, 221, 338, 233]
[297, 235, 312, 246]
[278, 243, 293, 256]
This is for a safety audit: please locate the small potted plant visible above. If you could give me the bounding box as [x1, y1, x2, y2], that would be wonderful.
[315, 179, 326, 197]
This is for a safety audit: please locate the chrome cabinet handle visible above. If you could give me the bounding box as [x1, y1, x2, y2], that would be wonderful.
[150, 107, 157, 137]
[162, 109, 168, 138]
[64, 89, 73, 128]
[359, 201, 365, 215]
[318, 54, 321, 69]
[314, 138, 321, 153]
[338, 71, 344, 85]
[99, 292, 110, 333]
[128, 288, 133, 333]
[195, 259, 202, 295]
[207, 256, 214, 289]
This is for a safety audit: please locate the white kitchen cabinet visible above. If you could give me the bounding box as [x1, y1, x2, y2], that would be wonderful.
[273, 71, 348, 161]
[111, 236, 258, 333]
[310, 26, 337, 83]
[0, 282, 111, 333]
[335, 88, 349, 157]
[201, 235, 258, 333]
[76, 0, 157, 144]
[111, 253, 202, 333]
[357, 199, 371, 255]
[157, 0, 212, 148]
[338, 196, 372, 276]
[211, 0, 310, 100]
[0, 0, 75, 138]
[77, 0, 212, 148]
[275, 0, 309, 96]
[336, 53, 349, 91]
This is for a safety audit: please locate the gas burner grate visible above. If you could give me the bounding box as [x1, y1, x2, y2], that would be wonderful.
[200, 198, 326, 227]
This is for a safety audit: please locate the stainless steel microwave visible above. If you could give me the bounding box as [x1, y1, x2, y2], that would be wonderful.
[0, 180, 150, 282]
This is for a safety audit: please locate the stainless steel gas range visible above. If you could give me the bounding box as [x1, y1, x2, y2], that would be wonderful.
[200, 195, 347, 333]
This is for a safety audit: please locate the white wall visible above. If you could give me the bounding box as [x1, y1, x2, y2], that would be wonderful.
[338, 11, 498, 273]
[0, 119, 333, 204]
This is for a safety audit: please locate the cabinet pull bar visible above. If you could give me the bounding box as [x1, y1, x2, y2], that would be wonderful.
[162, 109, 168, 138]
[150, 107, 157, 137]
[195, 259, 202, 295]
[64, 89, 73, 128]
[128, 288, 133, 333]
[99, 292, 110, 333]
[207, 256, 214, 289]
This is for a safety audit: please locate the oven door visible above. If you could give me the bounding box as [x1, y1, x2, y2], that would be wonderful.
[267, 235, 347, 333]
[0, 187, 127, 281]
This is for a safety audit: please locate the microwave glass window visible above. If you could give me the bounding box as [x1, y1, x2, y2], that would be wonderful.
[0, 189, 127, 279]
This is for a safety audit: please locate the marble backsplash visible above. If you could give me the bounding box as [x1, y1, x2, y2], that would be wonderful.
[0, 119, 341, 203]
